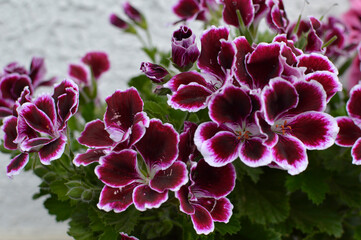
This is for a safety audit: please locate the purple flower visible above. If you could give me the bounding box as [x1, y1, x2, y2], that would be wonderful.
[266, 0, 289, 33]
[140, 62, 169, 83]
[81, 51, 110, 80]
[123, 2, 144, 27]
[172, 0, 219, 22]
[2, 79, 79, 177]
[68, 63, 89, 85]
[109, 13, 129, 29]
[171, 26, 200, 70]
[336, 83, 361, 164]
[175, 159, 235, 234]
[96, 119, 188, 212]
[74, 87, 149, 166]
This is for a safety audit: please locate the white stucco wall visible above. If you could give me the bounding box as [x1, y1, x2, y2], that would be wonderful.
[0, 0, 349, 239]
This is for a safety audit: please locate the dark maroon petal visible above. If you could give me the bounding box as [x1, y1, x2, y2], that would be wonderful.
[150, 161, 188, 192]
[272, 135, 308, 175]
[97, 184, 137, 213]
[167, 83, 213, 112]
[201, 131, 239, 167]
[266, 0, 289, 33]
[18, 103, 55, 135]
[240, 137, 273, 167]
[73, 148, 107, 167]
[2, 116, 18, 150]
[262, 78, 298, 124]
[297, 53, 338, 74]
[233, 36, 253, 87]
[178, 121, 199, 163]
[218, 40, 236, 71]
[172, 0, 200, 19]
[57, 86, 79, 129]
[78, 119, 114, 147]
[104, 87, 143, 141]
[14, 115, 38, 144]
[190, 159, 236, 198]
[68, 64, 89, 85]
[7, 153, 29, 177]
[4, 62, 28, 75]
[209, 86, 252, 124]
[38, 135, 67, 165]
[164, 71, 208, 92]
[29, 57, 47, 87]
[120, 232, 139, 240]
[256, 112, 278, 147]
[0, 74, 33, 101]
[140, 62, 169, 83]
[191, 205, 214, 235]
[21, 137, 53, 152]
[0, 106, 13, 118]
[175, 185, 195, 214]
[194, 122, 224, 151]
[95, 150, 141, 188]
[287, 80, 326, 115]
[305, 71, 341, 102]
[127, 119, 147, 147]
[81, 51, 110, 79]
[273, 34, 303, 56]
[335, 117, 361, 147]
[133, 184, 168, 211]
[198, 26, 229, 80]
[123, 2, 143, 23]
[221, 0, 254, 27]
[109, 14, 129, 29]
[198, 197, 233, 222]
[288, 112, 338, 150]
[34, 94, 57, 125]
[135, 119, 179, 170]
[246, 43, 282, 89]
[347, 84, 361, 121]
[352, 138, 361, 165]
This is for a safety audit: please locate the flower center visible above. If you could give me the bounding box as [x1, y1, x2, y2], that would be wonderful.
[275, 120, 292, 135]
[235, 130, 251, 141]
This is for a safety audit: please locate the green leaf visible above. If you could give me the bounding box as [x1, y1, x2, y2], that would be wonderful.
[289, 195, 343, 237]
[231, 218, 281, 240]
[237, 170, 290, 225]
[142, 219, 173, 239]
[99, 227, 119, 240]
[50, 180, 69, 201]
[285, 168, 329, 205]
[99, 206, 140, 234]
[215, 215, 241, 236]
[67, 187, 84, 200]
[44, 195, 73, 221]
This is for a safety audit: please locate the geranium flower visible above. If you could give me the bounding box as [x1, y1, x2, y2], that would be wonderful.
[336, 83, 361, 164]
[96, 119, 187, 212]
[194, 85, 272, 167]
[172, 0, 219, 22]
[2, 79, 79, 177]
[74, 87, 149, 166]
[266, 0, 289, 33]
[140, 62, 169, 83]
[81, 51, 110, 80]
[260, 78, 339, 174]
[175, 159, 235, 234]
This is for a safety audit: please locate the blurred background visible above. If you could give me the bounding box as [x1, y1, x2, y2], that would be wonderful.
[0, 0, 349, 239]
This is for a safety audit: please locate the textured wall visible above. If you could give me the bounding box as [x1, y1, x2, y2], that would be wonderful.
[0, 0, 349, 239]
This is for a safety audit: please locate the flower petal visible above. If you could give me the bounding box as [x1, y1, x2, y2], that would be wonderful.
[200, 131, 239, 167]
[150, 161, 188, 192]
[351, 138, 361, 165]
[209, 86, 252, 124]
[246, 43, 282, 89]
[190, 159, 236, 198]
[81, 51, 110, 79]
[135, 119, 179, 170]
[262, 78, 298, 124]
[336, 117, 361, 147]
[133, 184, 168, 211]
[78, 119, 114, 147]
[97, 184, 137, 213]
[73, 148, 107, 167]
[34, 94, 57, 125]
[217, 40, 236, 71]
[21, 137, 54, 152]
[172, 0, 200, 19]
[240, 138, 273, 167]
[56, 85, 79, 129]
[233, 36, 253, 87]
[7, 153, 29, 177]
[194, 122, 223, 148]
[191, 205, 214, 235]
[305, 71, 341, 102]
[175, 185, 195, 214]
[347, 84, 361, 121]
[2, 116, 18, 150]
[95, 149, 141, 188]
[272, 135, 308, 175]
[68, 64, 89, 85]
[120, 232, 139, 240]
[221, 0, 254, 27]
[18, 103, 55, 135]
[167, 83, 212, 112]
[297, 53, 338, 74]
[164, 71, 208, 92]
[38, 135, 67, 165]
[198, 26, 229, 80]
[288, 112, 338, 150]
[198, 197, 233, 223]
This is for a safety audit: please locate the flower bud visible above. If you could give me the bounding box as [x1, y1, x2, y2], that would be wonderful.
[123, 2, 147, 29]
[140, 62, 169, 83]
[109, 13, 128, 29]
[171, 26, 200, 71]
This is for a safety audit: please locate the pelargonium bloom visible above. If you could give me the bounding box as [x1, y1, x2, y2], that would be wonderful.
[2, 79, 79, 177]
[172, 0, 219, 22]
[123, 1, 145, 27]
[81, 51, 110, 80]
[336, 83, 361, 164]
[172, 25, 200, 70]
[96, 119, 188, 212]
[74, 87, 149, 166]
[176, 159, 235, 234]
[266, 0, 289, 33]
[260, 78, 339, 174]
[140, 62, 169, 83]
